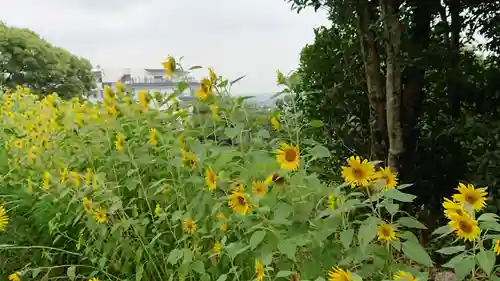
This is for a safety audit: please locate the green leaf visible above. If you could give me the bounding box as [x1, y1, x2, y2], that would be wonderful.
[273, 203, 293, 220]
[182, 248, 193, 264]
[136, 264, 144, 281]
[478, 213, 499, 222]
[432, 225, 452, 236]
[309, 120, 324, 128]
[454, 256, 475, 281]
[216, 274, 228, 281]
[230, 75, 246, 86]
[358, 217, 379, 247]
[67, 266, 76, 281]
[397, 183, 413, 189]
[436, 246, 466, 255]
[399, 231, 420, 244]
[351, 272, 363, 281]
[480, 221, 500, 231]
[340, 229, 354, 249]
[310, 144, 331, 159]
[276, 271, 295, 278]
[397, 217, 427, 229]
[189, 65, 203, 70]
[32, 268, 41, 278]
[477, 250, 495, 275]
[191, 260, 205, 274]
[249, 230, 266, 250]
[167, 249, 182, 265]
[382, 200, 399, 215]
[415, 272, 429, 281]
[225, 242, 249, 260]
[401, 240, 433, 266]
[383, 189, 416, 202]
[278, 240, 297, 260]
[443, 253, 467, 268]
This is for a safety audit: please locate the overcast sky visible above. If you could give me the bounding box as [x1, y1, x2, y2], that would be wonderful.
[0, 0, 328, 96]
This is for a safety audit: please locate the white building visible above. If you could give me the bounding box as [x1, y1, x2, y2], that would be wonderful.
[89, 66, 199, 107]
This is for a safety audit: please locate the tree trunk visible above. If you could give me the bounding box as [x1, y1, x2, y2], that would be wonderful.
[355, 0, 387, 162]
[380, 0, 404, 172]
[400, 0, 433, 184]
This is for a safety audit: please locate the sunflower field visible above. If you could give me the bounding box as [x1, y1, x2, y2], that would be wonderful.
[0, 58, 499, 281]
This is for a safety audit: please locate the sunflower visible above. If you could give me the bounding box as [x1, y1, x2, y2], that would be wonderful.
[154, 203, 161, 217]
[163, 56, 176, 76]
[60, 168, 68, 184]
[138, 90, 149, 110]
[216, 212, 226, 221]
[228, 191, 252, 215]
[255, 259, 265, 281]
[327, 267, 352, 281]
[209, 68, 217, 84]
[393, 271, 417, 281]
[8, 272, 20, 281]
[0, 205, 9, 231]
[276, 143, 300, 171]
[13, 139, 24, 148]
[115, 81, 125, 94]
[328, 194, 337, 210]
[181, 150, 197, 169]
[94, 207, 107, 224]
[452, 183, 487, 212]
[70, 171, 81, 187]
[213, 240, 222, 256]
[149, 128, 158, 147]
[448, 214, 480, 242]
[270, 116, 280, 131]
[115, 132, 125, 152]
[252, 181, 268, 197]
[196, 78, 213, 101]
[265, 173, 285, 186]
[341, 156, 375, 188]
[82, 197, 93, 213]
[374, 167, 398, 191]
[205, 167, 217, 191]
[85, 168, 93, 186]
[220, 222, 228, 233]
[183, 218, 197, 234]
[442, 198, 468, 219]
[230, 182, 245, 193]
[495, 240, 500, 256]
[43, 171, 51, 190]
[377, 223, 397, 242]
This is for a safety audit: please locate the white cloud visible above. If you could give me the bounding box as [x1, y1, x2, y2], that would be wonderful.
[0, 0, 328, 95]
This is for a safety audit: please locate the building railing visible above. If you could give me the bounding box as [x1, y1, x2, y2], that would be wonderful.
[124, 77, 195, 85]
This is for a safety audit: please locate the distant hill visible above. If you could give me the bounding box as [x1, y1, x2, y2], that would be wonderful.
[241, 94, 276, 107]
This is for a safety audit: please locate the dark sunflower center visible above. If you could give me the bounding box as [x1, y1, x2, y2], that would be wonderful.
[381, 227, 391, 236]
[209, 173, 215, 182]
[465, 193, 478, 204]
[284, 149, 297, 162]
[352, 168, 365, 179]
[273, 174, 284, 185]
[455, 209, 464, 216]
[459, 220, 473, 233]
[237, 196, 246, 205]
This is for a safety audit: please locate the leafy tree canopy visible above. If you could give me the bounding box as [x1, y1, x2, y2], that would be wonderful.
[0, 22, 95, 98]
